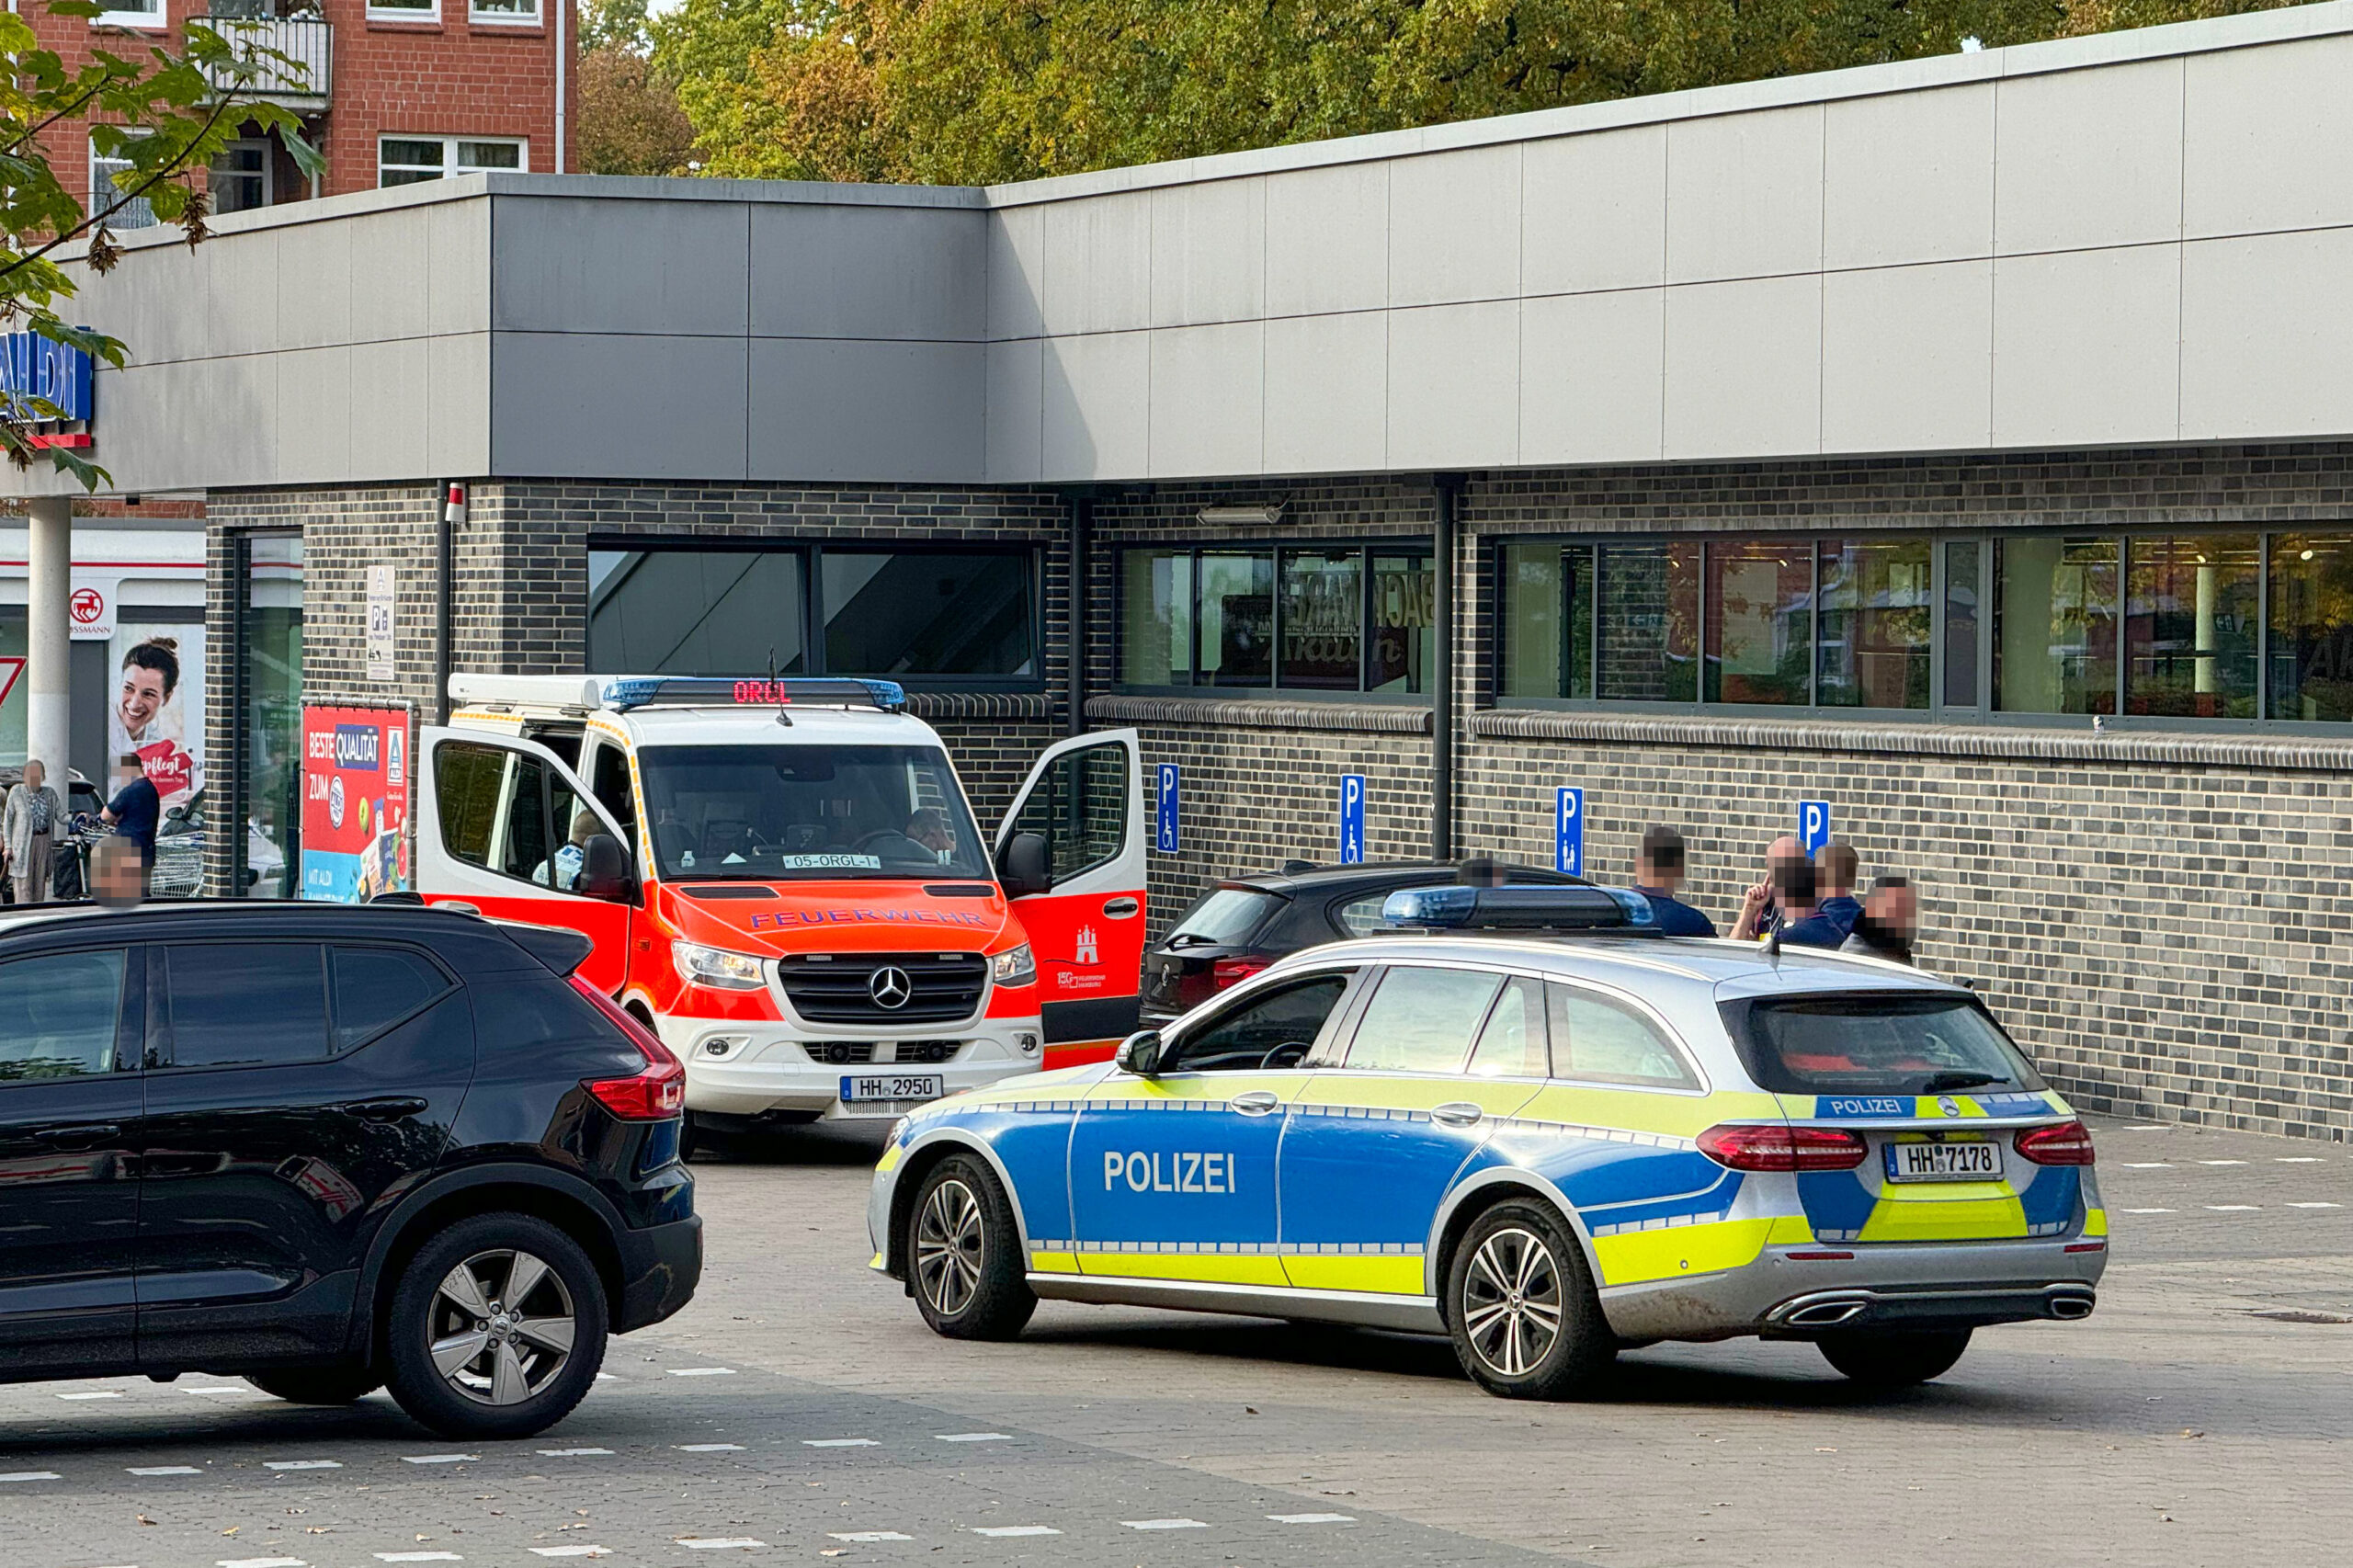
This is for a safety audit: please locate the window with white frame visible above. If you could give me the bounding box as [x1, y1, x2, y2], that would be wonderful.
[95, 0, 165, 29]
[378, 136, 525, 187]
[368, 0, 437, 19]
[211, 139, 272, 214]
[469, 0, 540, 22]
[89, 135, 158, 229]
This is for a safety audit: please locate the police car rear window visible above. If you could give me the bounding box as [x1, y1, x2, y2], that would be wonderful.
[1726, 994, 2045, 1097]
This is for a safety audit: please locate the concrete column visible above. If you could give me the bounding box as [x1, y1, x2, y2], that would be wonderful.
[26, 497, 72, 782]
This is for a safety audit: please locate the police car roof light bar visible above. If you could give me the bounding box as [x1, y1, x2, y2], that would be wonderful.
[599, 676, 907, 714]
[1381, 883, 1658, 935]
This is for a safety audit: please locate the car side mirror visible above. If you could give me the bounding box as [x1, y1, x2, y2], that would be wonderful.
[578, 833, 631, 902]
[998, 831, 1051, 898]
[1114, 1029, 1164, 1078]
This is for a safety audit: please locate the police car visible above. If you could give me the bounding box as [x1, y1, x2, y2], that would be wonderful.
[868, 884, 2108, 1395]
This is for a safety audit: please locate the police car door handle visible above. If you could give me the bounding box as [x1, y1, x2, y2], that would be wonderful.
[1230, 1090, 1280, 1117]
[1432, 1102, 1484, 1128]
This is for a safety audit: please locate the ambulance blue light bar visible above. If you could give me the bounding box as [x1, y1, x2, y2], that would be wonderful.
[1381, 883, 1657, 934]
[601, 676, 906, 714]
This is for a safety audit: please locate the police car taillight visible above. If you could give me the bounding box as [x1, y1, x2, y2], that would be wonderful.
[2015, 1119, 2096, 1166]
[572, 973, 687, 1120]
[1697, 1123, 1869, 1173]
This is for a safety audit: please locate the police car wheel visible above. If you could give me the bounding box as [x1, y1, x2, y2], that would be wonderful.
[1445, 1201, 1613, 1400]
[1817, 1329, 1972, 1389]
[907, 1155, 1035, 1341]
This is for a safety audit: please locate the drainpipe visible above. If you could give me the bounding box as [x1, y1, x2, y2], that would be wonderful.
[438, 483, 464, 722]
[1431, 473, 1462, 863]
[1067, 494, 1091, 737]
[552, 0, 567, 174]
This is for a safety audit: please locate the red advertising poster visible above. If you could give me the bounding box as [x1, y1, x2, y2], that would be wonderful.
[301, 705, 411, 903]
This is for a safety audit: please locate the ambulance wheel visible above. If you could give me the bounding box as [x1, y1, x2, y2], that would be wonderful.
[1818, 1329, 1972, 1389]
[1445, 1200, 1614, 1400]
[906, 1155, 1034, 1341]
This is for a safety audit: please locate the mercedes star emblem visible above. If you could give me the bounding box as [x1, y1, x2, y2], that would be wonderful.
[870, 965, 914, 1010]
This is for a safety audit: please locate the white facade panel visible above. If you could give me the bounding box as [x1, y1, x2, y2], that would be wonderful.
[2181, 227, 2353, 439]
[1821, 261, 1994, 454]
[1664, 274, 1822, 460]
[348, 336, 433, 481]
[207, 229, 282, 360]
[1041, 331, 1150, 482]
[347, 209, 432, 344]
[1665, 103, 1824, 284]
[1520, 125, 1667, 298]
[1518, 289, 1665, 465]
[426, 331, 492, 476]
[1991, 244, 2181, 448]
[273, 219, 354, 351]
[1387, 300, 1518, 470]
[1041, 190, 1153, 335]
[1150, 177, 1267, 328]
[2182, 33, 2353, 239]
[1263, 312, 1388, 476]
[985, 202, 1047, 341]
[1149, 321, 1265, 478]
[1262, 159, 1390, 318]
[1822, 84, 1996, 270]
[273, 344, 355, 485]
[75, 234, 211, 369]
[1387, 144, 1523, 308]
[1995, 57, 2184, 256]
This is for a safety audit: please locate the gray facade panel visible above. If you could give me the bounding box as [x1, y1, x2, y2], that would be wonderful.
[1041, 188, 1152, 336]
[491, 332, 749, 479]
[1664, 274, 1823, 460]
[748, 201, 985, 342]
[1518, 289, 1665, 465]
[1262, 312, 1388, 477]
[274, 218, 355, 351]
[1820, 260, 1994, 455]
[490, 196, 751, 336]
[746, 337, 986, 481]
[1146, 322, 1264, 480]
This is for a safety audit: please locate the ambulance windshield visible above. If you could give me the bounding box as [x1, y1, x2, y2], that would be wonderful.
[635, 744, 991, 881]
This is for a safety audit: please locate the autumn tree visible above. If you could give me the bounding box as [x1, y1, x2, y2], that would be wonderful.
[579, 0, 698, 176]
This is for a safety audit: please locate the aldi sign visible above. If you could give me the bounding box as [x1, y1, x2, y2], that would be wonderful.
[0, 331, 94, 427]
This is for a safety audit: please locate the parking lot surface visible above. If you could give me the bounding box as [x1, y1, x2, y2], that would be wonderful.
[5, 1114, 2349, 1568]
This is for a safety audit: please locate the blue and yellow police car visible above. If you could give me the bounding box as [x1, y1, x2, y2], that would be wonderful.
[867, 884, 2106, 1397]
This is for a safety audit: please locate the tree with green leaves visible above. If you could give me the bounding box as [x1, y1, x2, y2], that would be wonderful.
[579, 0, 698, 176]
[2, 0, 321, 489]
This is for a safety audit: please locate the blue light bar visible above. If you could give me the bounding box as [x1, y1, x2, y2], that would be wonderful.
[601, 676, 906, 714]
[1380, 883, 1657, 934]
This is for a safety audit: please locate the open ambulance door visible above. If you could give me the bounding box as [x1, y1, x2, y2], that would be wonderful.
[415, 726, 637, 996]
[994, 728, 1148, 1068]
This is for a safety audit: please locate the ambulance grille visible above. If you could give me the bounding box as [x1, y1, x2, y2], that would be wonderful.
[777, 953, 988, 1025]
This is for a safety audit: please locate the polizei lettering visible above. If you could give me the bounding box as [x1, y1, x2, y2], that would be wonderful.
[1102, 1151, 1234, 1195]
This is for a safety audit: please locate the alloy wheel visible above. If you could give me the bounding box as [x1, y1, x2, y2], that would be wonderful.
[1461, 1226, 1564, 1378]
[915, 1177, 985, 1318]
[426, 1249, 577, 1407]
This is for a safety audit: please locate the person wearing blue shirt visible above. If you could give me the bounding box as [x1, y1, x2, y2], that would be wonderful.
[1630, 825, 1717, 937]
[1764, 856, 1847, 949]
[1814, 841, 1863, 937]
[100, 753, 162, 894]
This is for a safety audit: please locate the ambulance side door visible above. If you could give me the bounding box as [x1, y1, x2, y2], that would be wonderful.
[415, 727, 635, 994]
[994, 730, 1148, 1065]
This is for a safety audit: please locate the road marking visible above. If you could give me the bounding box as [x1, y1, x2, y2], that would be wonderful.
[376, 1555, 464, 1563]
[666, 1368, 737, 1378]
[934, 1433, 1010, 1443]
[595, 1373, 620, 1382]
[1268, 1513, 1356, 1524]
[265, 1461, 343, 1471]
[0, 1471, 61, 1482]
[829, 1533, 914, 1543]
[969, 1527, 1059, 1538]
[674, 1540, 765, 1551]
[129, 1465, 203, 1475]
[59, 1390, 125, 1400]
[2197, 1160, 2249, 1166]
[2120, 1162, 2172, 1168]
[537, 1449, 613, 1458]
[2287, 1201, 2344, 1209]
[1122, 1518, 1209, 1530]
[219, 1559, 308, 1568]
[187, 1387, 262, 1397]
[2205, 1204, 2261, 1211]
[2277, 1157, 2325, 1164]
[2121, 1208, 2176, 1214]
[2124, 1125, 2169, 1131]
[802, 1438, 876, 1448]
[400, 1455, 479, 1466]
[527, 1550, 611, 1559]
[676, 1444, 745, 1452]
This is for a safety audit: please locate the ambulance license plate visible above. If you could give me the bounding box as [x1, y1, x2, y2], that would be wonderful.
[842, 1074, 943, 1104]
[1885, 1141, 2000, 1182]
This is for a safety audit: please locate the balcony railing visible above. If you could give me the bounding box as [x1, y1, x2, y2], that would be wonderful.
[192, 14, 332, 108]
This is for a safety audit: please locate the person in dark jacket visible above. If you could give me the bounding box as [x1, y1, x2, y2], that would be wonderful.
[100, 753, 161, 892]
[1629, 825, 1716, 937]
[1842, 876, 1919, 964]
[1814, 841, 1863, 937]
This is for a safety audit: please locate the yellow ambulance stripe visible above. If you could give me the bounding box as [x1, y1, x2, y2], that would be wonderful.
[1592, 1218, 1774, 1286]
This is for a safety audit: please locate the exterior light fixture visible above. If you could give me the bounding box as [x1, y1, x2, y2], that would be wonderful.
[1196, 503, 1286, 526]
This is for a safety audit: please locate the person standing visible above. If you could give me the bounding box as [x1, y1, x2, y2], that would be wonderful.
[1842, 876, 1919, 964]
[1814, 841, 1863, 937]
[4, 759, 63, 905]
[1630, 825, 1717, 937]
[1730, 835, 1806, 941]
[99, 753, 161, 893]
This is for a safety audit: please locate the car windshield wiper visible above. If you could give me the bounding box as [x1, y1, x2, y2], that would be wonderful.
[1920, 1070, 2010, 1092]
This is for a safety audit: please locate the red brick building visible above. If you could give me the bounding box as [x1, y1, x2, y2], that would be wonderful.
[41, 0, 575, 221]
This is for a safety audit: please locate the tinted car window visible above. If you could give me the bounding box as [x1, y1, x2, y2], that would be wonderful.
[166, 944, 330, 1068]
[0, 949, 126, 1079]
[1466, 976, 1547, 1078]
[331, 947, 452, 1049]
[469, 971, 617, 1051]
[1730, 993, 2042, 1096]
[1329, 891, 1401, 937]
[1344, 966, 1503, 1074]
[1163, 976, 1347, 1073]
[1166, 887, 1281, 946]
[1549, 983, 1699, 1089]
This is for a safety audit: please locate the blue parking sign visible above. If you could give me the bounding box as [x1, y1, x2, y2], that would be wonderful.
[1155, 764, 1180, 854]
[1338, 774, 1365, 865]
[1798, 799, 1832, 858]
[1554, 787, 1584, 876]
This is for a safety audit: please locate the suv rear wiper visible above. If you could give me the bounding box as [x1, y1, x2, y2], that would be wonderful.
[1920, 1070, 2009, 1092]
[1164, 933, 1222, 949]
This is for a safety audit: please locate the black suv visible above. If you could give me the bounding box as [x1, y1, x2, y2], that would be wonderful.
[0, 902, 699, 1438]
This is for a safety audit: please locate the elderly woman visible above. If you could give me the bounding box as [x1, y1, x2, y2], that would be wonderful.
[4, 759, 64, 905]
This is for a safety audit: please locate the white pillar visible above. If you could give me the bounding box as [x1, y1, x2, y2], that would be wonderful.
[26, 496, 72, 781]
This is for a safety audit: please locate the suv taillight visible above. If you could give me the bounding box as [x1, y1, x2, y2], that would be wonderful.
[1211, 956, 1269, 990]
[2016, 1119, 2096, 1166]
[570, 973, 686, 1120]
[1697, 1123, 1869, 1173]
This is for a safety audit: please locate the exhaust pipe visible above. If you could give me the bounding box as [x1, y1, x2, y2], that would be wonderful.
[2047, 1292, 2096, 1321]
[1784, 1299, 1870, 1328]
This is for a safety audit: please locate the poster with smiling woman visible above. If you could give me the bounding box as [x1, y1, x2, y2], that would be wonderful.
[108, 627, 206, 807]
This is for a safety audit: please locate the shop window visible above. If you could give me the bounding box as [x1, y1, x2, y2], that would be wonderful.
[1818, 538, 1932, 710]
[1370, 552, 1437, 694]
[1942, 540, 1983, 709]
[1995, 536, 2118, 716]
[1199, 551, 1273, 687]
[589, 548, 806, 676]
[821, 551, 1034, 677]
[2268, 533, 2353, 722]
[1704, 539, 1813, 706]
[1120, 550, 1193, 687]
[1497, 542, 1593, 701]
[1116, 544, 1433, 697]
[1279, 550, 1361, 689]
[240, 533, 302, 899]
[1598, 543, 1698, 702]
[2124, 535, 2259, 720]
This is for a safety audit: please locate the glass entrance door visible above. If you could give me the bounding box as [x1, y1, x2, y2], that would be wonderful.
[241, 534, 302, 897]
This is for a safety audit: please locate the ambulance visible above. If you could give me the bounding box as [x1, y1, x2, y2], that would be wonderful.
[415, 674, 1148, 1146]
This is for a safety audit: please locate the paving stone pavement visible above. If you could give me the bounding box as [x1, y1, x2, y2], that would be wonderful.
[5, 1115, 2350, 1568]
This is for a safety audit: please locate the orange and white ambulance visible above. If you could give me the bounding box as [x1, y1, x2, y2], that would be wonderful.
[415, 675, 1147, 1143]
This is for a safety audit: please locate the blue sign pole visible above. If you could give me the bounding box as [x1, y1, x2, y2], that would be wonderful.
[1338, 773, 1365, 866]
[1798, 799, 1832, 858]
[1554, 787, 1585, 876]
[1155, 764, 1180, 854]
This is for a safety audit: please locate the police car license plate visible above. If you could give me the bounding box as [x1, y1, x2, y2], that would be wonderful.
[1885, 1141, 2000, 1182]
[841, 1074, 943, 1104]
